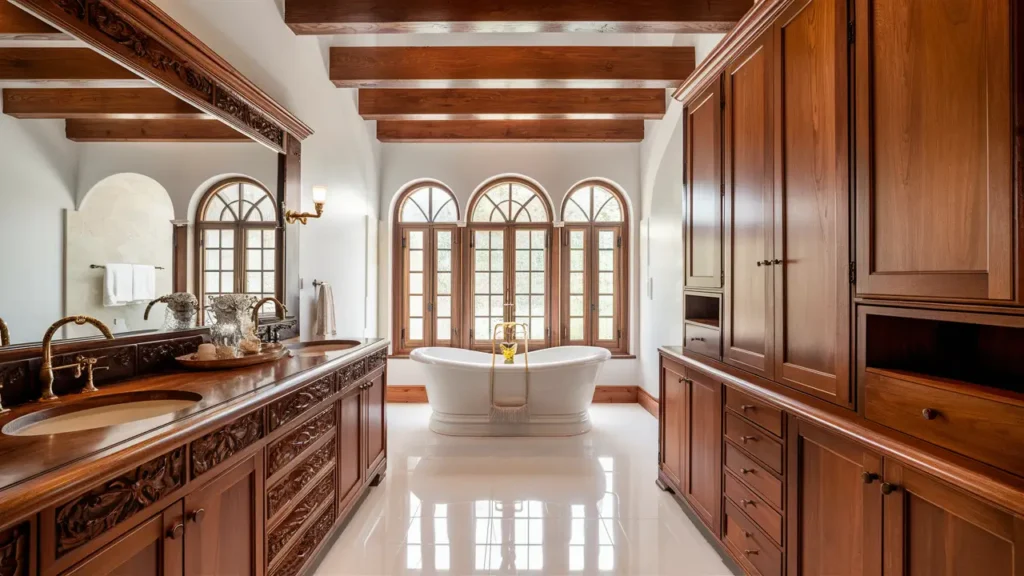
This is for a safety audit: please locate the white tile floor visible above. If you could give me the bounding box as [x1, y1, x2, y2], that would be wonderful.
[314, 404, 734, 576]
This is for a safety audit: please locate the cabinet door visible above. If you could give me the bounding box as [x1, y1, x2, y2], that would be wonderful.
[882, 461, 1024, 576]
[724, 29, 776, 380]
[660, 364, 685, 488]
[337, 385, 364, 511]
[63, 501, 184, 576]
[773, 0, 852, 407]
[685, 78, 724, 289]
[682, 367, 723, 535]
[184, 455, 261, 576]
[363, 372, 386, 481]
[788, 418, 882, 576]
[854, 0, 1014, 302]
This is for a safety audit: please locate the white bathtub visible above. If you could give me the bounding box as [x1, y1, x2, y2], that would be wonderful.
[409, 346, 611, 436]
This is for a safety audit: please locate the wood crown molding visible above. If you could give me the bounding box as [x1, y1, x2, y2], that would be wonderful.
[10, 0, 313, 152]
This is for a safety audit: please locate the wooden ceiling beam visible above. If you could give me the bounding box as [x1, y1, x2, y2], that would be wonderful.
[65, 118, 250, 142]
[331, 46, 695, 89]
[0, 48, 148, 87]
[0, 1, 66, 40]
[286, 0, 753, 34]
[3, 87, 206, 119]
[358, 88, 667, 120]
[376, 119, 644, 143]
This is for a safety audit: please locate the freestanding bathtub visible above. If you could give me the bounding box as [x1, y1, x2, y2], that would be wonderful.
[410, 346, 611, 436]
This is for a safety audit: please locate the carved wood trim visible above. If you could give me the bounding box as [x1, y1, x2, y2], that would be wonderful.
[0, 522, 30, 576]
[268, 471, 335, 562]
[267, 438, 336, 519]
[349, 359, 366, 383]
[267, 408, 335, 478]
[367, 350, 386, 371]
[190, 410, 264, 479]
[270, 502, 337, 576]
[10, 0, 312, 151]
[54, 447, 185, 557]
[137, 336, 202, 373]
[268, 374, 334, 433]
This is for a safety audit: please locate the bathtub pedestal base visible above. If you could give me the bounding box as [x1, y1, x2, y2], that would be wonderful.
[429, 409, 593, 437]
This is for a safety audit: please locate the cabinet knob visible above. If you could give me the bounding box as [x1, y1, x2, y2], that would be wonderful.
[740, 404, 756, 411]
[740, 499, 756, 508]
[740, 435, 758, 443]
[743, 532, 753, 538]
[678, 377, 685, 384]
[689, 337, 705, 342]
[862, 472, 879, 484]
[772, 259, 783, 265]
[744, 550, 760, 556]
[739, 468, 755, 475]
[881, 482, 899, 495]
[756, 261, 763, 267]
[921, 408, 939, 420]
[167, 523, 184, 540]
[189, 508, 206, 524]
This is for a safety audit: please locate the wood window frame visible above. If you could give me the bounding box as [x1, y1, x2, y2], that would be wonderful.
[559, 181, 630, 355]
[392, 182, 462, 355]
[194, 177, 283, 322]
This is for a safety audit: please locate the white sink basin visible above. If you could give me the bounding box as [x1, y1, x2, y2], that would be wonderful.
[2, 391, 202, 436]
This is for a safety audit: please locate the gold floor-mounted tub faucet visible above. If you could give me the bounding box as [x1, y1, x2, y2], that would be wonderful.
[39, 316, 114, 402]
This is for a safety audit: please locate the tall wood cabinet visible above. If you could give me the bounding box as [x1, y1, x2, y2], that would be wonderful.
[684, 79, 724, 290]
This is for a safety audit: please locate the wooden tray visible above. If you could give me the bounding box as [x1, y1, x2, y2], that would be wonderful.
[176, 347, 291, 371]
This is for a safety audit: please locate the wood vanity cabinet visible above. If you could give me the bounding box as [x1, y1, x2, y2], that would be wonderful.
[184, 456, 261, 576]
[337, 383, 364, 511]
[63, 502, 185, 576]
[660, 360, 685, 486]
[684, 77, 724, 290]
[363, 371, 386, 480]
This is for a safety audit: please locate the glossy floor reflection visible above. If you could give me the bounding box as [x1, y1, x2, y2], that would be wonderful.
[315, 404, 733, 575]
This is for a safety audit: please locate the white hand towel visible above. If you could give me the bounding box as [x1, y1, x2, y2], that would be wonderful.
[103, 263, 133, 307]
[131, 265, 156, 302]
[313, 283, 337, 337]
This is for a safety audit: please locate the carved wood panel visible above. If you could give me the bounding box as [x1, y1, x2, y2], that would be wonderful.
[191, 410, 264, 479]
[267, 438, 336, 519]
[138, 336, 202, 373]
[267, 471, 335, 562]
[0, 522, 30, 576]
[268, 374, 334, 433]
[267, 408, 335, 478]
[52, 344, 136, 396]
[349, 359, 366, 383]
[367, 350, 386, 372]
[0, 363, 30, 407]
[54, 446, 185, 557]
[270, 502, 337, 576]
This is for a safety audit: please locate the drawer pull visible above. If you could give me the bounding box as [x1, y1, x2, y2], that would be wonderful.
[740, 404, 757, 411]
[744, 550, 760, 556]
[921, 408, 939, 420]
[740, 499, 756, 508]
[188, 508, 206, 524]
[689, 337, 706, 342]
[678, 377, 685, 384]
[740, 468, 755, 475]
[862, 472, 879, 484]
[772, 259, 782, 265]
[744, 531, 753, 538]
[167, 523, 184, 540]
[881, 482, 899, 495]
[740, 435, 758, 443]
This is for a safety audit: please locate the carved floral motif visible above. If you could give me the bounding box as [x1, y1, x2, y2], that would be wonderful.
[215, 87, 285, 147]
[269, 376, 334, 433]
[0, 523, 29, 576]
[138, 337, 202, 371]
[55, 447, 185, 557]
[368, 350, 386, 371]
[268, 472, 335, 561]
[270, 503, 337, 576]
[191, 410, 264, 478]
[267, 439, 336, 518]
[267, 408, 335, 477]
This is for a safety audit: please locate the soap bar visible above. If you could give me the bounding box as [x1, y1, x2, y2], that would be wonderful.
[197, 343, 217, 361]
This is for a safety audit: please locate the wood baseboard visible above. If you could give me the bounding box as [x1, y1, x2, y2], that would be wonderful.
[386, 385, 641, 404]
[637, 386, 659, 419]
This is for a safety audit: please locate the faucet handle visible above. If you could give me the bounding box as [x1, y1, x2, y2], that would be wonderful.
[78, 355, 108, 394]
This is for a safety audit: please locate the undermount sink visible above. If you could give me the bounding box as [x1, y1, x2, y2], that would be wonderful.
[286, 340, 361, 357]
[2, 390, 202, 437]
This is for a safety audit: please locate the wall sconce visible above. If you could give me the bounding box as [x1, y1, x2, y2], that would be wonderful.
[285, 185, 327, 225]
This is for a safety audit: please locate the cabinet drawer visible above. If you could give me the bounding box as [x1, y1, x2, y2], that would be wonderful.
[724, 471, 782, 545]
[267, 407, 336, 479]
[267, 437, 337, 519]
[724, 442, 783, 510]
[269, 374, 334, 433]
[684, 323, 721, 359]
[270, 502, 338, 576]
[268, 470, 336, 563]
[723, 500, 782, 576]
[864, 370, 1024, 477]
[725, 387, 783, 438]
[725, 413, 783, 473]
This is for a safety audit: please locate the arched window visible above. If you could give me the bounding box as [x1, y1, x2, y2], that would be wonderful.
[467, 178, 553, 349]
[560, 181, 629, 353]
[394, 183, 461, 354]
[195, 178, 281, 320]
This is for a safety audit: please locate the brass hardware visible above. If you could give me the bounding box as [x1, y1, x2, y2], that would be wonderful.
[683, 378, 694, 385]
[921, 408, 938, 420]
[757, 260, 772, 266]
[772, 259, 782, 265]
[251, 297, 288, 333]
[744, 550, 759, 556]
[740, 499, 756, 507]
[740, 435, 758, 443]
[40, 316, 114, 402]
[756, 261, 763, 267]
[0, 316, 9, 347]
[678, 377, 685, 384]
[189, 508, 206, 524]
[740, 468, 755, 475]
[144, 295, 170, 321]
[881, 482, 898, 495]
[862, 472, 879, 484]
[167, 523, 185, 540]
[743, 532, 753, 538]
[689, 337, 706, 342]
[740, 404, 756, 411]
[76, 355, 108, 394]
[285, 185, 327, 225]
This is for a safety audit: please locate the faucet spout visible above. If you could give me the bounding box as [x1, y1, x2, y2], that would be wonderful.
[0, 316, 8, 347]
[40, 316, 114, 402]
[143, 295, 171, 321]
[251, 297, 287, 335]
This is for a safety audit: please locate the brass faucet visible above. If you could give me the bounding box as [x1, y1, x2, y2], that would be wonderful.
[0, 316, 8, 347]
[40, 316, 113, 402]
[251, 297, 287, 337]
[75, 355, 108, 394]
[143, 296, 170, 321]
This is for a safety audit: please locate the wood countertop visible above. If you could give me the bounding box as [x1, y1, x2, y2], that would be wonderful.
[0, 338, 387, 523]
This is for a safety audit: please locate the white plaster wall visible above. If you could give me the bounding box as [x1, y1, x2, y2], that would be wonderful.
[65, 174, 175, 337]
[378, 142, 642, 386]
[0, 116, 78, 345]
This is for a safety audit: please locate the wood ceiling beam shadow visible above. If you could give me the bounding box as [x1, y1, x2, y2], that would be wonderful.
[376, 119, 644, 143]
[0, 48, 150, 87]
[65, 118, 250, 142]
[286, 0, 753, 34]
[3, 87, 205, 119]
[359, 88, 668, 120]
[0, 1, 66, 40]
[331, 47, 696, 89]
